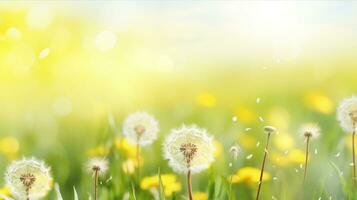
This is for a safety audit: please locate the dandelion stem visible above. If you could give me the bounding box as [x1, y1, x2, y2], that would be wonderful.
[26, 187, 30, 200]
[229, 175, 233, 200]
[187, 169, 193, 200]
[353, 122, 356, 185]
[94, 169, 99, 200]
[136, 137, 141, 182]
[303, 135, 310, 183]
[256, 132, 271, 200]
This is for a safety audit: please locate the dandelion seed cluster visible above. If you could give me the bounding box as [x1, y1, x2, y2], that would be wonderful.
[87, 157, 109, 176]
[163, 125, 215, 174]
[5, 157, 52, 200]
[337, 96, 357, 133]
[299, 123, 321, 139]
[123, 112, 159, 146]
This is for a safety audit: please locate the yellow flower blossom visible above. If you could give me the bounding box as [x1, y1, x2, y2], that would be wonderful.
[271, 149, 305, 166]
[115, 138, 137, 158]
[0, 186, 11, 199]
[193, 192, 207, 200]
[267, 107, 290, 131]
[234, 107, 256, 124]
[86, 145, 109, 157]
[122, 159, 143, 174]
[231, 167, 270, 186]
[140, 174, 181, 197]
[238, 134, 256, 150]
[273, 133, 294, 151]
[196, 92, 216, 108]
[304, 92, 333, 114]
[0, 137, 19, 159]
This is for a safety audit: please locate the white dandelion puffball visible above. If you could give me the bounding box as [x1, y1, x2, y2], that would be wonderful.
[264, 126, 277, 134]
[299, 123, 320, 140]
[5, 157, 52, 200]
[123, 112, 159, 146]
[86, 157, 109, 176]
[337, 96, 357, 133]
[163, 125, 215, 174]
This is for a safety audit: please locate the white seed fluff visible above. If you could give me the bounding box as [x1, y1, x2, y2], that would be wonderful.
[123, 112, 159, 146]
[163, 125, 215, 174]
[5, 157, 52, 200]
[337, 96, 357, 133]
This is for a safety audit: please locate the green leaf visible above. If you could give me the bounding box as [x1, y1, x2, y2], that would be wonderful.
[158, 168, 166, 200]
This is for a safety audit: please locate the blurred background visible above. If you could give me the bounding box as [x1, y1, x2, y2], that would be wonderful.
[1, 1, 357, 199]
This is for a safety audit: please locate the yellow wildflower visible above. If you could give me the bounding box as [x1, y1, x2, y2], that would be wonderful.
[115, 138, 137, 158]
[196, 92, 216, 108]
[140, 174, 181, 197]
[122, 159, 142, 174]
[86, 145, 109, 157]
[231, 167, 271, 186]
[273, 133, 294, 151]
[0, 137, 19, 159]
[234, 107, 256, 124]
[304, 92, 333, 114]
[238, 134, 256, 150]
[0, 185, 11, 199]
[267, 107, 290, 131]
[271, 149, 305, 166]
[193, 192, 207, 200]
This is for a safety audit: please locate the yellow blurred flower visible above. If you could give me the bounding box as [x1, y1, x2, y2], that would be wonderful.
[140, 174, 181, 197]
[122, 159, 142, 174]
[86, 145, 109, 157]
[273, 133, 294, 151]
[115, 138, 137, 158]
[231, 167, 270, 186]
[238, 134, 256, 150]
[196, 92, 216, 108]
[267, 107, 290, 131]
[271, 149, 305, 166]
[213, 140, 223, 158]
[0, 185, 11, 199]
[193, 192, 207, 200]
[234, 106, 256, 124]
[304, 92, 333, 114]
[0, 137, 19, 158]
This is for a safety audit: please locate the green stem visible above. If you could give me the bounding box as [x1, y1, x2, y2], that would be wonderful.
[256, 132, 271, 200]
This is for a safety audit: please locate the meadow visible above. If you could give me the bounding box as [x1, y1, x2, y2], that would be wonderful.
[1, 1, 357, 200]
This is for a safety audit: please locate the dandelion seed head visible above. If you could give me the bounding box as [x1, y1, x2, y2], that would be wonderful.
[123, 112, 159, 146]
[264, 126, 277, 134]
[337, 96, 357, 133]
[299, 123, 320, 140]
[86, 157, 109, 176]
[229, 144, 241, 160]
[163, 125, 215, 174]
[5, 157, 52, 199]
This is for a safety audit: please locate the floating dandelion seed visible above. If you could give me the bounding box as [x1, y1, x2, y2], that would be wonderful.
[86, 157, 109, 200]
[5, 157, 52, 200]
[337, 96, 357, 184]
[163, 125, 214, 200]
[299, 123, 320, 183]
[230, 145, 241, 161]
[245, 128, 252, 132]
[256, 126, 276, 200]
[256, 98, 261, 104]
[259, 117, 264, 122]
[232, 116, 237, 122]
[229, 144, 241, 200]
[246, 154, 253, 160]
[123, 112, 159, 180]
